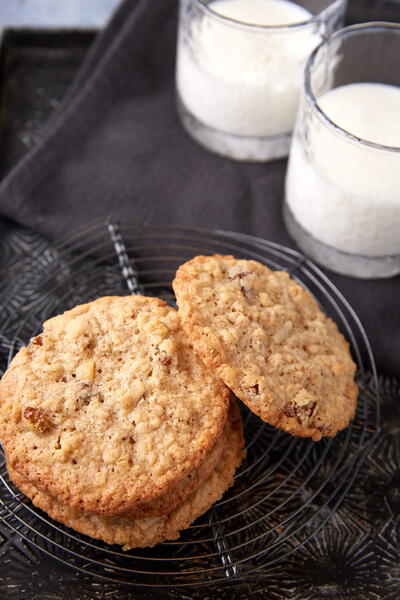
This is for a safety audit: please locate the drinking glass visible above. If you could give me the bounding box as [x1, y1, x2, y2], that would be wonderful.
[285, 23, 400, 278]
[176, 0, 347, 162]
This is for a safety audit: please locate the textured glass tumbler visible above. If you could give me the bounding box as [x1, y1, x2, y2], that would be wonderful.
[175, 0, 347, 162]
[285, 23, 400, 279]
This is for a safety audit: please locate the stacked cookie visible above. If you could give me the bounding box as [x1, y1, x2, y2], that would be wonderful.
[0, 295, 244, 549]
[0, 255, 358, 549]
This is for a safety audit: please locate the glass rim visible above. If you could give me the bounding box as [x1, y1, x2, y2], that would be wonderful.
[305, 21, 400, 153]
[193, 0, 346, 32]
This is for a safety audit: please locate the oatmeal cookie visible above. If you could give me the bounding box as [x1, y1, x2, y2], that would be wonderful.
[173, 255, 357, 441]
[0, 295, 230, 515]
[7, 400, 244, 549]
[123, 418, 225, 519]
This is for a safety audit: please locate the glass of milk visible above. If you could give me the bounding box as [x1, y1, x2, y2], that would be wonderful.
[285, 23, 400, 279]
[176, 0, 347, 162]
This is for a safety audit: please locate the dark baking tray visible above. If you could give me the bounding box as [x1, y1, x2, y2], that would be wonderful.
[0, 28, 94, 180]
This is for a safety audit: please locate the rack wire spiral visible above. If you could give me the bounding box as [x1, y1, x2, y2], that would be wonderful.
[0, 221, 380, 588]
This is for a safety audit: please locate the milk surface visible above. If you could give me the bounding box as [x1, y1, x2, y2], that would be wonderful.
[210, 0, 310, 25]
[319, 83, 400, 147]
[286, 83, 400, 256]
[177, 0, 319, 142]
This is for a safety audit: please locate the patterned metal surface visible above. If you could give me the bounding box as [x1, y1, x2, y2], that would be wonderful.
[0, 222, 397, 598]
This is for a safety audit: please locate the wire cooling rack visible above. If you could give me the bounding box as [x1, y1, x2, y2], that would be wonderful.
[0, 221, 380, 588]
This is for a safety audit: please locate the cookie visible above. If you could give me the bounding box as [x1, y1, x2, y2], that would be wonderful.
[0, 295, 230, 516]
[8, 400, 244, 549]
[123, 419, 225, 519]
[173, 255, 357, 441]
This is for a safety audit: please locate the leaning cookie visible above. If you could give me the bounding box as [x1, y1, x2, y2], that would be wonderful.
[0, 295, 230, 516]
[7, 400, 244, 549]
[173, 255, 357, 441]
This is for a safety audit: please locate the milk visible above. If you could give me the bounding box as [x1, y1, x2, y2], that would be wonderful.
[286, 83, 400, 257]
[177, 0, 321, 159]
[207, 0, 311, 26]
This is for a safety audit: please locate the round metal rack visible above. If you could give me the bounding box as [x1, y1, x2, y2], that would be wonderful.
[0, 221, 380, 587]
